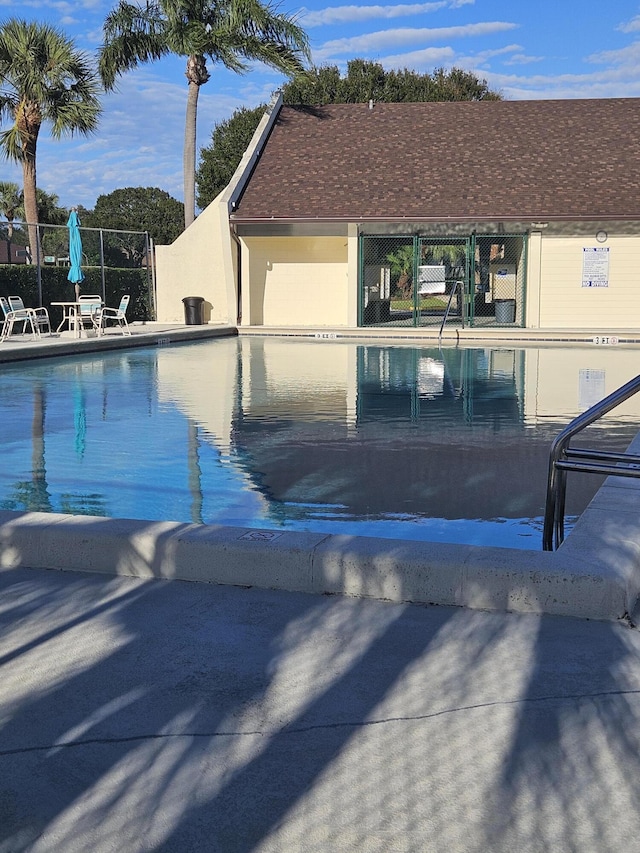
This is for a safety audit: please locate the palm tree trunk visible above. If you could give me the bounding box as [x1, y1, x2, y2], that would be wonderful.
[183, 77, 199, 229]
[21, 138, 40, 264]
[183, 54, 210, 230]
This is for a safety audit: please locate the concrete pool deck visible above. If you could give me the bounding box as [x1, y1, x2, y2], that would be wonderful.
[1, 322, 640, 623]
[2, 564, 640, 851]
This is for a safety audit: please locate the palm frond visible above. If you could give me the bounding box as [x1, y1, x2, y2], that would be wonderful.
[0, 18, 102, 163]
[99, 1, 171, 88]
[0, 126, 25, 163]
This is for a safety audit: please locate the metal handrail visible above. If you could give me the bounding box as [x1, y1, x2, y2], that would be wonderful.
[543, 373, 640, 551]
[438, 280, 463, 338]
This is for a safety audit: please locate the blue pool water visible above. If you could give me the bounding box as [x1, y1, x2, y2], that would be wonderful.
[1, 337, 639, 550]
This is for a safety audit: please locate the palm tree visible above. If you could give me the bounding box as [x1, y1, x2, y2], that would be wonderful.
[386, 245, 415, 298]
[0, 19, 101, 262]
[99, 0, 309, 229]
[0, 180, 23, 263]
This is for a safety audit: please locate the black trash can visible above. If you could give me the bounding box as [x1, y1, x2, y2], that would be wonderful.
[182, 296, 205, 325]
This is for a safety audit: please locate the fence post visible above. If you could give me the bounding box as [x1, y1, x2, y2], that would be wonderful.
[36, 224, 42, 306]
[145, 232, 156, 319]
[99, 230, 106, 302]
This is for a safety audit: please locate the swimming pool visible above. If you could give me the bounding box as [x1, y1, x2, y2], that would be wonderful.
[1, 336, 639, 550]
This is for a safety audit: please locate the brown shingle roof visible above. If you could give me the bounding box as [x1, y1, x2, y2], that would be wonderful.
[231, 100, 640, 222]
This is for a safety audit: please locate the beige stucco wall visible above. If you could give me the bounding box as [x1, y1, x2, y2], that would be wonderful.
[241, 236, 348, 326]
[524, 231, 543, 328]
[155, 194, 237, 324]
[537, 235, 640, 329]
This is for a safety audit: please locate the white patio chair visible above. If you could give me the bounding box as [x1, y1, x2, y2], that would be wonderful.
[77, 295, 103, 333]
[1, 295, 41, 341]
[95, 294, 131, 336]
[1, 296, 32, 340]
[8, 296, 52, 338]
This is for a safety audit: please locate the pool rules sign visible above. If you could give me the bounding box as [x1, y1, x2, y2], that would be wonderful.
[582, 246, 609, 287]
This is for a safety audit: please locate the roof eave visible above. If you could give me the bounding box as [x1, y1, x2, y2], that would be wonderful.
[231, 213, 640, 224]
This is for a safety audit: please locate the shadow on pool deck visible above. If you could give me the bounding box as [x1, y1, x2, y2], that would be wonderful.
[1, 564, 640, 852]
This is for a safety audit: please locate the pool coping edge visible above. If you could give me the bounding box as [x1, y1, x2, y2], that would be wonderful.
[1, 482, 638, 621]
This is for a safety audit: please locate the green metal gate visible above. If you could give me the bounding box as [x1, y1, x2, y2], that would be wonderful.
[417, 236, 471, 328]
[359, 233, 527, 328]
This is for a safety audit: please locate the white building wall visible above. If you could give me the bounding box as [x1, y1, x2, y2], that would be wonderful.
[155, 194, 237, 324]
[538, 235, 640, 329]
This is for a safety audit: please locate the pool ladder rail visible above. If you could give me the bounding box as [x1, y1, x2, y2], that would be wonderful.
[543, 373, 640, 551]
[438, 280, 464, 338]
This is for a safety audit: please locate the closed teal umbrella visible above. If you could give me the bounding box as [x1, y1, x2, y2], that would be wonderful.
[67, 208, 84, 299]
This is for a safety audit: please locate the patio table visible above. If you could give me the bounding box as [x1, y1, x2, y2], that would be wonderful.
[51, 301, 102, 339]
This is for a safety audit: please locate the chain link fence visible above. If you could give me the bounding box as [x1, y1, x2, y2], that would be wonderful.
[0, 220, 156, 325]
[360, 233, 526, 328]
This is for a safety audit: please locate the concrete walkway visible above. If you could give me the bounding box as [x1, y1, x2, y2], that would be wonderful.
[0, 321, 235, 363]
[2, 564, 640, 852]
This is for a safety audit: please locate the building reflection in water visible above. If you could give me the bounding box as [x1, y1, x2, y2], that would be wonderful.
[222, 338, 640, 538]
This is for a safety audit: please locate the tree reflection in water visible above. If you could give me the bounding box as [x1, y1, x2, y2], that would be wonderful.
[1, 381, 107, 517]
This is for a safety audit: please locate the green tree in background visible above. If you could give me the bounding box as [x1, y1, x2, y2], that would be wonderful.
[0, 183, 67, 262]
[0, 19, 101, 260]
[36, 189, 67, 225]
[37, 190, 70, 262]
[196, 105, 265, 210]
[84, 186, 184, 265]
[196, 60, 502, 208]
[99, 0, 309, 230]
[88, 187, 184, 243]
[386, 245, 415, 298]
[0, 180, 23, 263]
[0, 181, 22, 224]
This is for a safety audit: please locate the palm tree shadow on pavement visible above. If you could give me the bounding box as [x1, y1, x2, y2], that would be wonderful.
[486, 616, 640, 850]
[0, 563, 457, 851]
[2, 561, 640, 851]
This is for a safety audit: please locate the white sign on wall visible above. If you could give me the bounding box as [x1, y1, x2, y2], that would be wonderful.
[582, 247, 609, 287]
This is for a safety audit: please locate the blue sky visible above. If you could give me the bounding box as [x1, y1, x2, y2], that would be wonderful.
[3, 0, 640, 210]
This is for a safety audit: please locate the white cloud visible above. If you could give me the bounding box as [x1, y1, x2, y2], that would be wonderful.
[315, 21, 518, 60]
[377, 43, 531, 79]
[587, 40, 640, 66]
[472, 63, 640, 101]
[617, 14, 640, 34]
[503, 53, 545, 66]
[468, 43, 523, 65]
[0, 0, 102, 13]
[379, 45, 455, 70]
[301, 2, 452, 28]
